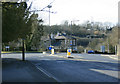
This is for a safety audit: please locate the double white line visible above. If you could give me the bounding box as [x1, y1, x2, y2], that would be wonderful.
[32, 62, 62, 82]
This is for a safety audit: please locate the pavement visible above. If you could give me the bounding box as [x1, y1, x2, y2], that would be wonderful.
[101, 54, 119, 60]
[2, 58, 57, 83]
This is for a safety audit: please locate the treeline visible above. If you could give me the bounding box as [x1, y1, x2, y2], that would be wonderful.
[87, 26, 118, 53]
[2, 1, 117, 53]
[43, 21, 117, 53]
[2, 1, 43, 51]
[43, 24, 102, 37]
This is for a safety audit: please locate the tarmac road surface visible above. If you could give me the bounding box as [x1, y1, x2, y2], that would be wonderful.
[2, 53, 120, 82]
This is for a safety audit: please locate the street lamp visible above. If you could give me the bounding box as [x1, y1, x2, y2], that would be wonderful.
[47, 5, 52, 47]
[47, 5, 52, 26]
[30, 1, 56, 48]
[71, 20, 79, 26]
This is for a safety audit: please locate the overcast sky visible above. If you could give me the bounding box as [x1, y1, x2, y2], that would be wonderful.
[28, 0, 119, 25]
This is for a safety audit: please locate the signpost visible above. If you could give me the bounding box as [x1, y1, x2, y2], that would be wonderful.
[70, 40, 73, 53]
[49, 46, 54, 55]
[101, 46, 105, 53]
[48, 47, 52, 50]
[5, 46, 10, 51]
[48, 46, 52, 54]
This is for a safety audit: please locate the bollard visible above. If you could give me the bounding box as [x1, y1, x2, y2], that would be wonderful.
[67, 49, 71, 57]
[43, 51, 46, 54]
[51, 49, 54, 55]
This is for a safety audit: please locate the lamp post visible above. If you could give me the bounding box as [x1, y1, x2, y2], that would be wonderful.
[47, 5, 52, 26]
[71, 20, 79, 26]
[47, 5, 52, 46]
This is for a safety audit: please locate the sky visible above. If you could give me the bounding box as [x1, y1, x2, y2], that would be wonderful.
[28, 0, 119, 26]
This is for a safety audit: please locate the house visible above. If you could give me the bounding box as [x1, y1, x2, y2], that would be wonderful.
[51, 32, 77, 52]
[41, 32, 77, 52]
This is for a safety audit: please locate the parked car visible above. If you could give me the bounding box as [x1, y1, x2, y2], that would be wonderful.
[88, 50, 94, 54]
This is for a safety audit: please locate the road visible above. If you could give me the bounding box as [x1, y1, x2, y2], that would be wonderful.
[2, 53, 120, 82]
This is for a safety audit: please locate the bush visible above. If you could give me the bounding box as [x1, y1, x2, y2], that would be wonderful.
[77, 46, 84, 53]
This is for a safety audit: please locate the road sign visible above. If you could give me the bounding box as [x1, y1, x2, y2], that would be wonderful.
[70, 40, 72, 45]
[101, 46, 105, 53]
[68, 49, 71, 52]
[5, 46, 9, 48]
[48, 47, 52, 50]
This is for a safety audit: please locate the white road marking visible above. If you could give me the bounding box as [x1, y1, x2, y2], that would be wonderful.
[33, 63, 62, 82]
